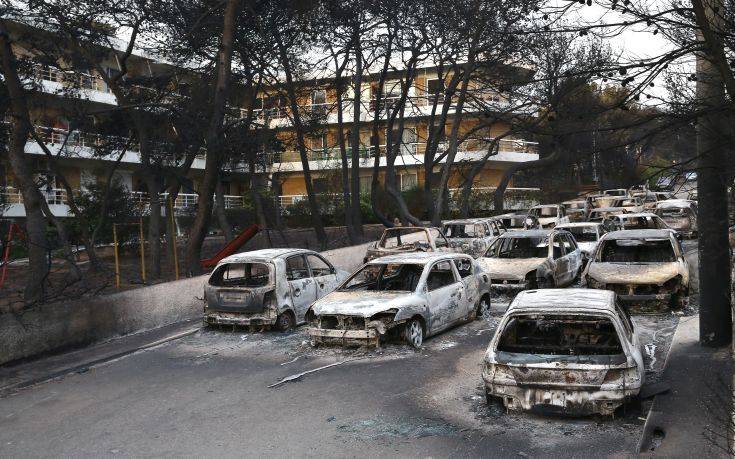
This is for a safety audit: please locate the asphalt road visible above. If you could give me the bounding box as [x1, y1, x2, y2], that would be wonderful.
[0, 240, 698, 458]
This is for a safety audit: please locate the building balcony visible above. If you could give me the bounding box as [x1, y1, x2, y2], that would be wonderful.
[276, 186, 541, 211]
[4, 123, 252, 173]
[268, 139, 539, 173]
[1, 187, 246, 219]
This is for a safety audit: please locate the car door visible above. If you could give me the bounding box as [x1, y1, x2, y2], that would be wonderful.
[562, 233, 582, 282]
[550, 233, 569, 285]
[424, 260, 464, 333]
[305, 253, 339, 299]
[454, 256, 478, 315]
[285, 254, 317, 321]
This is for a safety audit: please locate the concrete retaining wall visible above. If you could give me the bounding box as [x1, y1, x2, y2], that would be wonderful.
[0, 242, 371, 366]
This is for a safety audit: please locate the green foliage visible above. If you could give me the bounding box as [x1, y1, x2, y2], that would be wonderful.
[68, 180, 138, 245]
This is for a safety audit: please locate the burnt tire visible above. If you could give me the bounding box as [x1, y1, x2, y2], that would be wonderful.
[476, 296, 491, 319]
[671, 289, 689, 310]
[275, 311, 295, 332]
[403, 318, 424, 348]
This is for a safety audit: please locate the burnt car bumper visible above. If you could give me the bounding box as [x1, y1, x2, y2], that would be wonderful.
[306, 327, 379, 346]
[204, 309, 277, 326]
[484, 382, 637, 416]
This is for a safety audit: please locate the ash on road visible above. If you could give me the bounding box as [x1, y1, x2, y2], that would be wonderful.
[0, 302, 678, 458]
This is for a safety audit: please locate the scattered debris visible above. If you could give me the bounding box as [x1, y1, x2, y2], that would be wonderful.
[268, 358, 361, 388]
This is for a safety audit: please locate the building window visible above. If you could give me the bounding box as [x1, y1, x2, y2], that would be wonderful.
[359, 176, 372, 195]
[400, 173, 418, 191]
[311, 89, 326, 105]
[312, 177, 329, 193]
[427, 78, 443, 104]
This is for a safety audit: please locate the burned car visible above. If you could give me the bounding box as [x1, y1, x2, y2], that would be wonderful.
[587, 207, 628, 223]
[306, 253, 492, 347]
[204, 249, 349, 330]
[555, 222, 605, 261]
[483, 289, 644, 416]
[561, 200, 591, 222]
[609, 197, 645, 213]
[364, 226, 454, 262]
[497, 212, 528, 231]
[607, 212, 671, 232]
[584, 229, 690, 310]
[479, 229, 583, 291]
[443, 218, 501, 258]
[526, 204, 569, 229]
[654, 200, 698, 238]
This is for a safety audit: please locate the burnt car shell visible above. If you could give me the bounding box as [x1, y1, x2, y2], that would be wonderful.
[482, 289, 644, 416]
[654, 200, 698, 238]
[583, 229, 690, 312]
[363, 227, 454, 262]
[307, 253, 491, 347]
[204, 258, 278, 326]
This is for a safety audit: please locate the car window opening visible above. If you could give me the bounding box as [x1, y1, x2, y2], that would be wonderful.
[598, 239, 675, 263]
[340, 263, 423, 292]
[497, 315, 624, 356]
[209, 262, 271, 287]
[487, 237, 549, 259]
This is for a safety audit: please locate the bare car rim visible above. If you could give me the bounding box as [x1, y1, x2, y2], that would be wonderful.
[276, 312, 294, 331]
[405, 320, 423, 347]
[478, 298, 491, 317]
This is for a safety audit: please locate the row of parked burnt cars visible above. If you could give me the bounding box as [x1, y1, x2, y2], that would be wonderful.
[200, 186, 694, 416]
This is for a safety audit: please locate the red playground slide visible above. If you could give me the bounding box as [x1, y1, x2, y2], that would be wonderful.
[199, 224, 260, 268]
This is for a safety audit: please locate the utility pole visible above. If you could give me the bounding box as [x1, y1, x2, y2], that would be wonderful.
[695, 0, 732, 346]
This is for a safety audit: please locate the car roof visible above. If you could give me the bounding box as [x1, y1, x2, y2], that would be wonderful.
[562, 199, 586, 204]
[531, 204, 558, 208]
[220, 248, 313, 264]
[602, 229, 674, 240]
[508, 289, 616, 313]
[656, 199, 694, 208]
[498, 229, 553, 238]
[367, 252, 469, 265]
[556, 222, 602, 228]
[443, 218, 485, 225]
[614, 212, 658, 218]
[591, 207, 626, 212]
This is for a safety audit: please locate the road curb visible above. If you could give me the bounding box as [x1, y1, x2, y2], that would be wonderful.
[636, 314, 688, 455]
[0, 327, 200, 396]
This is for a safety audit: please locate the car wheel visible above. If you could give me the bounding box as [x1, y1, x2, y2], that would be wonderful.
[671, 289, 689, 309]
[476, 296, 491, 319]
[275, 311, 295, 332]
[403, 319, 424, 348]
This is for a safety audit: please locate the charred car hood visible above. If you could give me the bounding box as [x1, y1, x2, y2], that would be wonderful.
[310, 291, 420, 317]
[478, 258, 546, 280]
[588, 262, 680, 285]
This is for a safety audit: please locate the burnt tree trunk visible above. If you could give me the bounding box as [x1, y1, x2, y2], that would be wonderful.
[695, 22, 732, 346]
[0, 23, 50, 303]
[185, 0, 240, 273]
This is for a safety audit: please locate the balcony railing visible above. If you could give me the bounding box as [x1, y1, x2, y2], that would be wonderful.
[32, 125, 137, 151]
[34, 64, 110, 93]
[2, 186, 68, 206]
[271, 139, 537, 164]
[276, 187, 541, 211]
[130, 191, 245, 210]
[1, 187, 245, 216]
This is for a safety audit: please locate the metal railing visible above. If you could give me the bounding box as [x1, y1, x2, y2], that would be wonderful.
[2, 186, 68, 206]
[2, 188, 245, 214]
[35, 64, 110, 93]
[32, 125, 138, 151]
[276, 187, 541, 210]
[271, 139, 538, 164]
